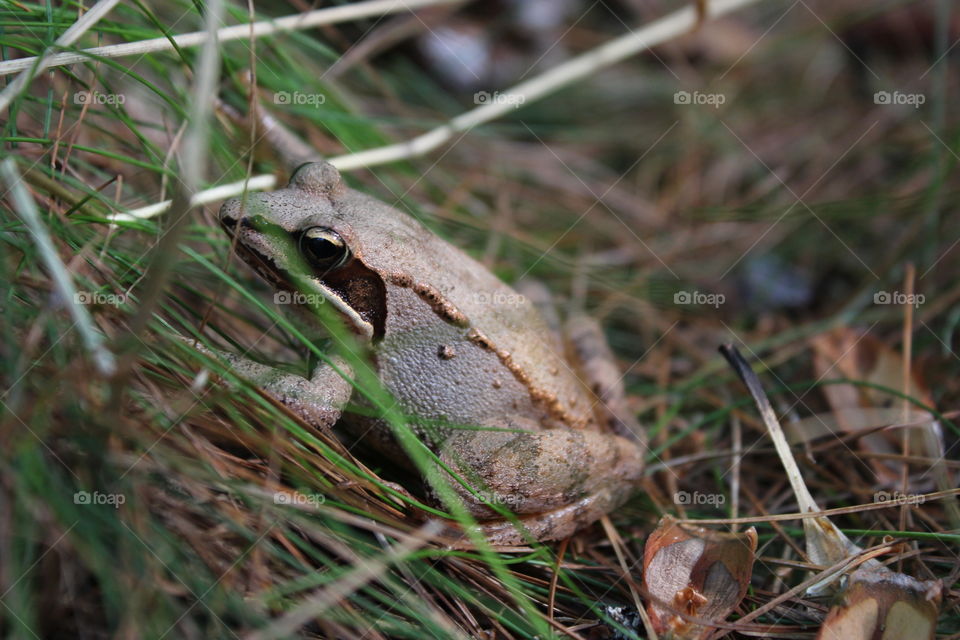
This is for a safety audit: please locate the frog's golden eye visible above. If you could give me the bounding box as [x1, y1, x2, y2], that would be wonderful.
[300, 227, 350, 270]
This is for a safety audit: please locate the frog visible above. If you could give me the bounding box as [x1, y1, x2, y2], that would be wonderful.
[216, 161, 646, 546]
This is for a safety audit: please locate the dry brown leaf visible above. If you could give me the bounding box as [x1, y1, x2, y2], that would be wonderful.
[810, 328, 943, 484]
[642, 515, 757, 640]
[816, 565, 942, 640]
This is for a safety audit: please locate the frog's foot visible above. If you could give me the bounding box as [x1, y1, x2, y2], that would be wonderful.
[435, 428, 644, 530]
[180, 337, 353, 430]
[564, 315, 644, 443]
[452, 487, 635, 548]
[241, 356, 353, 430]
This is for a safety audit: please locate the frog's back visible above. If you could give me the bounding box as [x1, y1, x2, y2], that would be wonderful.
[341, 189, 599, 434]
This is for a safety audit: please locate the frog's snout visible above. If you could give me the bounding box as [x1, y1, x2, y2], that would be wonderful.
[219, 211, 237, 230]
[218, 198, 243, 232]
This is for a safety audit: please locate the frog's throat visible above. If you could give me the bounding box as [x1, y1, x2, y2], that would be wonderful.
[232, 239, 289, 293]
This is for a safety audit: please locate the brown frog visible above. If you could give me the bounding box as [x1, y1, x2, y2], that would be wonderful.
[217, 161, 646, 545]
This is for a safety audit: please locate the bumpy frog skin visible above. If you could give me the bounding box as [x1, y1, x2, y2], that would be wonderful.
[218, 162, 646, 545]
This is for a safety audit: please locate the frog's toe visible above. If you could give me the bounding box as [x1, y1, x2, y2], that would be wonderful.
[448, 486, 637, 548]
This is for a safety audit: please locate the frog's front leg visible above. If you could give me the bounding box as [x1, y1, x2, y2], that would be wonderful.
[191, 341, 353, 430]
[436, 427, 644, 540]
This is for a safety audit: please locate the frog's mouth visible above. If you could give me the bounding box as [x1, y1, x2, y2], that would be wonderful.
[221, 215, 385, 340]
[221, 216, 296, 292]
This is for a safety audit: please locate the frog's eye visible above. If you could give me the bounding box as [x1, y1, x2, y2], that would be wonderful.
[300, 227, 350, 270]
